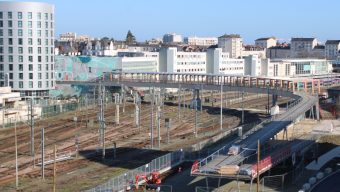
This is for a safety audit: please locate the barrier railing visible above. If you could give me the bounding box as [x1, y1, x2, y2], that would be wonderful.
[84, 150, 183, 192]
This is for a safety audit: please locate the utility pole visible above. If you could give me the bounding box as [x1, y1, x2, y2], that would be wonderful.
[157, 105, 161, 148]
[241, 90, 244, 124]
[220, 82, 223, 131]
[14, 113, 18, 188]
[99, 83, 106, 159]
[53, 145, 56, 192]
[150, 87, 154, 149]
[165, 118, 170, 144]
[29, 98, 35, 167]
[257, 140, 260, 192]
[194, 99, 198, 138]
[41, 128, 45, 180]
[178, 84, 181, 121]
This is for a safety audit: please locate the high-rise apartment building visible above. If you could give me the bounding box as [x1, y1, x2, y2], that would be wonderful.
[0, 2, 55, 98]
[218, 34, 243, 59]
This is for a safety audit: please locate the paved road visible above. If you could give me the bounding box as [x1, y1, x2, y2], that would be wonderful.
[311, 171, 340, 192]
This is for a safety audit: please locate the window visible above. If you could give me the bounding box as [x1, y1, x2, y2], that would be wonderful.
[8, 12, 12, 19]
[45, 13, 48, 20]
[28, 12, 32, 19]
[38, 30, 41, 37]
[45, 64, 49, 70]
[19, 81, 23, 88]
[38, 81, 42, 88]
[45, 56, 49, 62]
[45, 30, 48, 37]
[38, 73, 42, 79]
[29, 64, 33, 71]
[45, 22, 48, 28]
[18, 38, 23, 45]
[9, 73, 13, 79]
[0, 47, 2, 53]
[8, 38, 13, 45]
[37, 12, 41, 20]
[29, 81, 33, 88]
[50, 13, 53, 20]
[28, 21, 32, 28]
[0, 21, 2, 28]
[50, 22, 53, 29]
[9, 64, 13, 71]
[45, 39, 48, 45]
[19, 64, 23, 71]
[28, 29, 32, 37]
[8, 47, 13, 54]
[18, 29, 23, 36]
[28, 56, 33, 62]
[46, 81, 49, 88]
[45, 47, 48, 54]
[38, 56, 41, 62]
[0, 12, 2, 19]
[8, 21, 12, 28]
[51, 72, 53, 79]
[38, 64, 42, 71]
[18, 21, 22, 28]
[8, 55, 13, 62]
[19, 73, 23, 79]
[37, 38, 41, 45]
[8, 29, 13, 36]
[18, 56, 23, 62]
[0, 64, 3, 71]
[0, 56, 3, 62]
[18, 12, 22, 19]
[28, 47, 33, 54]
[38, 47, 41, 54]
[0, 38, 2, 45]
[46, 72, 49, 79]
[37, 21, 41, 28]
[51, 56, 53, 62]
[28, 38, 33, 45]
[0, 29, 2, 36]
[29, 73, 33, 79]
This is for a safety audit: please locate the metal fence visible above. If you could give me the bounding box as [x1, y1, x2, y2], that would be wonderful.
[85, 150, 183, 192]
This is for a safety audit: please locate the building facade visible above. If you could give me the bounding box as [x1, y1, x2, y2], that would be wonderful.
[218, 34, 243, 59]
[255, 37, 277, 49]
[59, 32, 76, 42]
[184, 36, 218, 46]
[0, 2, 55, 98]
[290, 38, 318, 58]
[162, 33, 182, 44]
[325, 40, 340, 60]
[206, 48, 244, 75]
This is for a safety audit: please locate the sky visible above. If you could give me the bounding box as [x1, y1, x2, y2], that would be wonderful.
[5, 0, 340, 43]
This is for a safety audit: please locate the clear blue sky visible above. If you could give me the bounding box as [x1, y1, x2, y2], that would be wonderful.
[5, 0, 340, 43]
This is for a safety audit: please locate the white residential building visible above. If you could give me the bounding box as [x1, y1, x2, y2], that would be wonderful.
[255, 37, 277, 49]
[59, 32, 76, 42]
[163, 33, 182, 44]
[325, 40, 340, 60]
[184, 36, 218, 46]
[206, 48, 244, 75]
[244, 55, 262, 76]
[218, 34, 243, 59]
[159, 47, 206, 73]
[0, 2, 55, 98]
[290, 38, 318, 58]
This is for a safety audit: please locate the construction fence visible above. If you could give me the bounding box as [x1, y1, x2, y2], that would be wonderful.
[85, 150, 184, 192]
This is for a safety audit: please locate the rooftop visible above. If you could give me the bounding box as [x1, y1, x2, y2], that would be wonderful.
[219, 34, 241, 38]
[325, 40, 340, 45]
[255, 37, 276, 41]
[291, 38, 316, 42]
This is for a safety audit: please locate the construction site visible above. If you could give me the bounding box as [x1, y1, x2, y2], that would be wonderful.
[0, 87, 293, 191]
